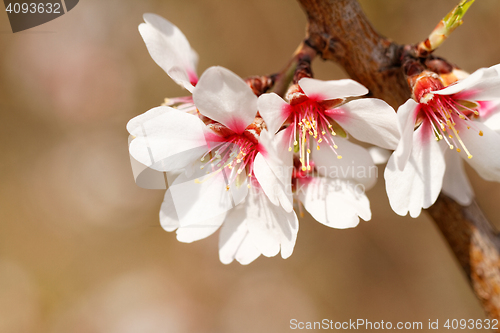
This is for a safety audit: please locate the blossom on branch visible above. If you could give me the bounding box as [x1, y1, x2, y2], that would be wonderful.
[258, 78, 398, 228]
[385, 64, 500, 217]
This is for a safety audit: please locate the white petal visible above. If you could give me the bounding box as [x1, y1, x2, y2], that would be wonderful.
[159, 190, 180, 232]
[441, 150, 474, 206]
[168, 161, 248, 232]
[434, 64, 500, 100]
[128, 107, 213, 172]
[298, 78, 368, 100]
[193, 66, 258, 134]
[257, 93, 291, 134]
[128, 134, 171, 190]
[244, 187, 298, 259]
[455, 120, 500, 182]
[367, 146, 391, 165]
[393, 99, 420, 170]
[328, 98, 400, 150]
[175, 212, 226, 243]
[139, 14, 198, 91]
[254, 129, 294, 211]
[483, 112, 500, 133]
[253, 152, 293, 213]
[297, 177, 371, 229]
[218, 205, 262, 265]
[312, 137, 378, 190]
[384, 120, 445, 218]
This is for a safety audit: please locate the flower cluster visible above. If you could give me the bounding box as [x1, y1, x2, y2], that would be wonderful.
[128, 13, 500, 264]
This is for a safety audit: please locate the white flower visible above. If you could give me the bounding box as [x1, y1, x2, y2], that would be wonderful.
[293, 137, 376, 228]
[128, 66, 297, 264]
[257, 78, 398, 227]
[139, 13, 199, 92]
[385, 64, 500, 217]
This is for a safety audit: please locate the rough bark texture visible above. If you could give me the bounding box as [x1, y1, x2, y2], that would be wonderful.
[298, 0, 500, 323]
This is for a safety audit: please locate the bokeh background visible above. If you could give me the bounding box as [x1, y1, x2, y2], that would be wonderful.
[1, 0, 500, 332]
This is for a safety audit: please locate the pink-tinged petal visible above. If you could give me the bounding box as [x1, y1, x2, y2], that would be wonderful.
[193, 66, 258, 134]
[297, 177, 370, 229]
[454, 120, 500, 182]
[139, 14, 198, 91]
[434, 64, 500, 100]
[384, 119, 445, 218]
[312, 137, 378, 190]
[128, 107, 215, 172]
[298, 78, 368, 100]
[257, 93, 291, 134]
[219, 205, 262, 265]
[392, 99, 419, 170]
[479, 100, 500, 131]
[328, 98, 400, 150]
[167, 160, 248, 239]
[245, 187, 298, 259]
[441, 150, 474, 206]
[368, 146, 391, 165]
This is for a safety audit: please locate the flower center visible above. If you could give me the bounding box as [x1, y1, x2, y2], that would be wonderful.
[419, 93, 482, 159]
[197, 127, 259, 190]
[290, 100, 343, 171]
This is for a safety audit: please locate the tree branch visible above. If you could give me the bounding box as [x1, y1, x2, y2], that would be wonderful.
[298, 0, 500, 322]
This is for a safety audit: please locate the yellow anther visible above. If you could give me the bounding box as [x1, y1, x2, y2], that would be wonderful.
[226, 185, 230, 191]
[288, 147, 292, 152]
[307, 165, 311, 171]
[479, 131, 484, 136]
[301, 166, 307, 171]
[307, 149, 311, 154]
[334, 145, 338, 149]
[317, 145, 320, 150]
[468, 155, 473, 159]
[318, 138, 323, 143]
[294, 141, 298, 146]
[321, 131, 326, 135]
[247, 184, 251, 189]
[337, 155, 343, 159]
[449, 145, 454, 150]
[456, 148, 461, 152]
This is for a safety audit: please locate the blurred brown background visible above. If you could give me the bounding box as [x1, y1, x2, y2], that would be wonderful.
[1, 0, 499, 332]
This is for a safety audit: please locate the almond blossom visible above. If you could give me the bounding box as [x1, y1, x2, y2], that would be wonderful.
[385, 64, 500, 217]
[257, 78, 399, 227]
[128, 66, 297, 264]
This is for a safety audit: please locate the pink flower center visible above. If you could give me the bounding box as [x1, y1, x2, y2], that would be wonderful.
[289, 99, 343, 171]
[418, 93, 483, 159]
[198, 125, 260, 190]
[413, 74, 483, 159]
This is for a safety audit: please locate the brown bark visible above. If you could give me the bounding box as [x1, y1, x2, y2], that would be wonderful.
[297, 0, 500, 322]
